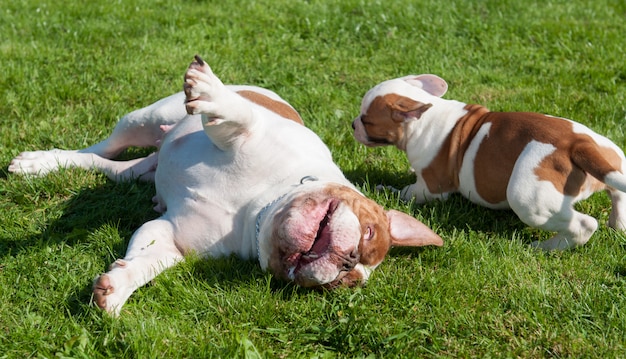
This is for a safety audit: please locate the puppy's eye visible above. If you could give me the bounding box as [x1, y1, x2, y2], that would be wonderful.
[363, 225, 375, 240]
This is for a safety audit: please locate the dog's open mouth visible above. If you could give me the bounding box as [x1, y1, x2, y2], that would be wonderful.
[287, 199, 340, 280]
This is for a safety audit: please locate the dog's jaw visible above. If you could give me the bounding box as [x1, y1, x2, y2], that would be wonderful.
[257, 182, 443, 288]
[258, 183, 365, 287]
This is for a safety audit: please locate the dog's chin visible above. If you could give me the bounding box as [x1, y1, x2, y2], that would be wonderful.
[352, 119, 397, 148]
[270, 195, 363, 288]
[354, 132, 397, 148]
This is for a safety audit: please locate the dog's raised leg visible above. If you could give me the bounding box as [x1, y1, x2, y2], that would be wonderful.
[183, 55, 256, 151]
[93, 218, 183, 316]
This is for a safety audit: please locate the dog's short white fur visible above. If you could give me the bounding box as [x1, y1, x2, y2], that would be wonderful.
[10, 57, 442, 315]
[352, 74, 626, 250]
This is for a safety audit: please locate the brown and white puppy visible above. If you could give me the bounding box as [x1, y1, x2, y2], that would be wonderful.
[9, 57, 443, 315]
[352, 74, 626, 250]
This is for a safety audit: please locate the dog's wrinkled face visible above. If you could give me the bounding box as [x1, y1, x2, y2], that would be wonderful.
[265, 183, 442, 288]
[352, 74, 448, 151]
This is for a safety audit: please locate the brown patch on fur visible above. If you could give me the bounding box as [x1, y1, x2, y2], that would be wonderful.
[422, 104, 490, 194]
[236, 90, 304, 125]
[480, 114, 622, 200]
[413, 104, 623, 203]
[361, 94, 432, 149]
[535, 139, 623, 196]
[319, 184, 392, 267]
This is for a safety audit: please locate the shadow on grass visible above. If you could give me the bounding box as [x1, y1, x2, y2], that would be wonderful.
[4, 164, 528, 318]
[36, 176, 323, 316]
[184, 255, 313, 297]
[345, 167, 528, 239]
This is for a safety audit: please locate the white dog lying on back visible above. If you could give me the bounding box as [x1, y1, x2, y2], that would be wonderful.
[352, 74, 626, 250]
[9, 56, 442, 315]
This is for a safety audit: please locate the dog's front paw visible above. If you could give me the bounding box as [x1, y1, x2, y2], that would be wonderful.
[8, 149, 69, 176]
[183, 55, 224, 116]
[93, 274, 120, 315]
[92, 260, 133, 316]
[93, 274, 114, 310]
[93, 273, 132, 317]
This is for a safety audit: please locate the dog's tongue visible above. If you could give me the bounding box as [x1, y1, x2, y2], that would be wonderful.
[311, 216, 332, 254]
[299, 202, 335, 265]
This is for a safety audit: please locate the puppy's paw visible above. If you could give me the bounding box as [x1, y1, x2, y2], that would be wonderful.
[8, 149, 68, 176]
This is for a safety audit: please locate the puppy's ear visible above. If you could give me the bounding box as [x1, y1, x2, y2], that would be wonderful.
[386, 210, 443, 247]
[402, 74, 448, 97]
[390, 97, 433, 122]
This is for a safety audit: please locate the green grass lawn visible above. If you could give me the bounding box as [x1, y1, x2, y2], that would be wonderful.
[2, 0, 626, 357]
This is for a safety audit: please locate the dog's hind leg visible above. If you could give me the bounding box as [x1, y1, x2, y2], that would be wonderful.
[80, 92, 188, 159]
[9, 149, 159, 182]
[510, 181, 598, 250]
[608, 189, 626, 230]
[9, 92, 187, 177]
[92, 218, 184, 316]
[508, 145, 599, 250]
[528, 209, 598, 251]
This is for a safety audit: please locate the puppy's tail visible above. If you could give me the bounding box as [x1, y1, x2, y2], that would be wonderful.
[571, 140, 626, 193]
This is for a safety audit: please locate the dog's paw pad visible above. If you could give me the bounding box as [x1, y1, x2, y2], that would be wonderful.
[159, 124, 174, 133]
[93, 274, 114, 310]
[183, 56, 224, 113]
[184, 100, 202, 115]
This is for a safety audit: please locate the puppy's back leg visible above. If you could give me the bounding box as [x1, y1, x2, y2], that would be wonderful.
[509, 180, 598, 250]
[608, 189, 626, 230]
[528, 209, 598, 251]
[508, 148, 598, 250]
[93, 218, 184, 316]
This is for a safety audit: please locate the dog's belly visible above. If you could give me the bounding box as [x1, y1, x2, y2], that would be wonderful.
[151, 114, 350, 259]
[153, 117, 258, 257]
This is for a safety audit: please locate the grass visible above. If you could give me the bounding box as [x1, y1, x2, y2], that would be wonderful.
[1, 0, 626, 357]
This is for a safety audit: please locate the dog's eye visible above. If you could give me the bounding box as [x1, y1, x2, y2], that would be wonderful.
[363, 225, 375, 240]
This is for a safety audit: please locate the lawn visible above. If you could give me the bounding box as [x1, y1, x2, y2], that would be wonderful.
[1, 0, 626, 357]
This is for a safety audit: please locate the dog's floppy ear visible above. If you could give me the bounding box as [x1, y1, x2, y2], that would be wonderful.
[389, 97, 433, 123]
[402, 74, 448, 97]
[386, 209, 443, 247]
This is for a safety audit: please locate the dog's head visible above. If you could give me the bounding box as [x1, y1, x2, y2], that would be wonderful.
[257, 182, 442, 288]
[352, 74, 448, 151]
